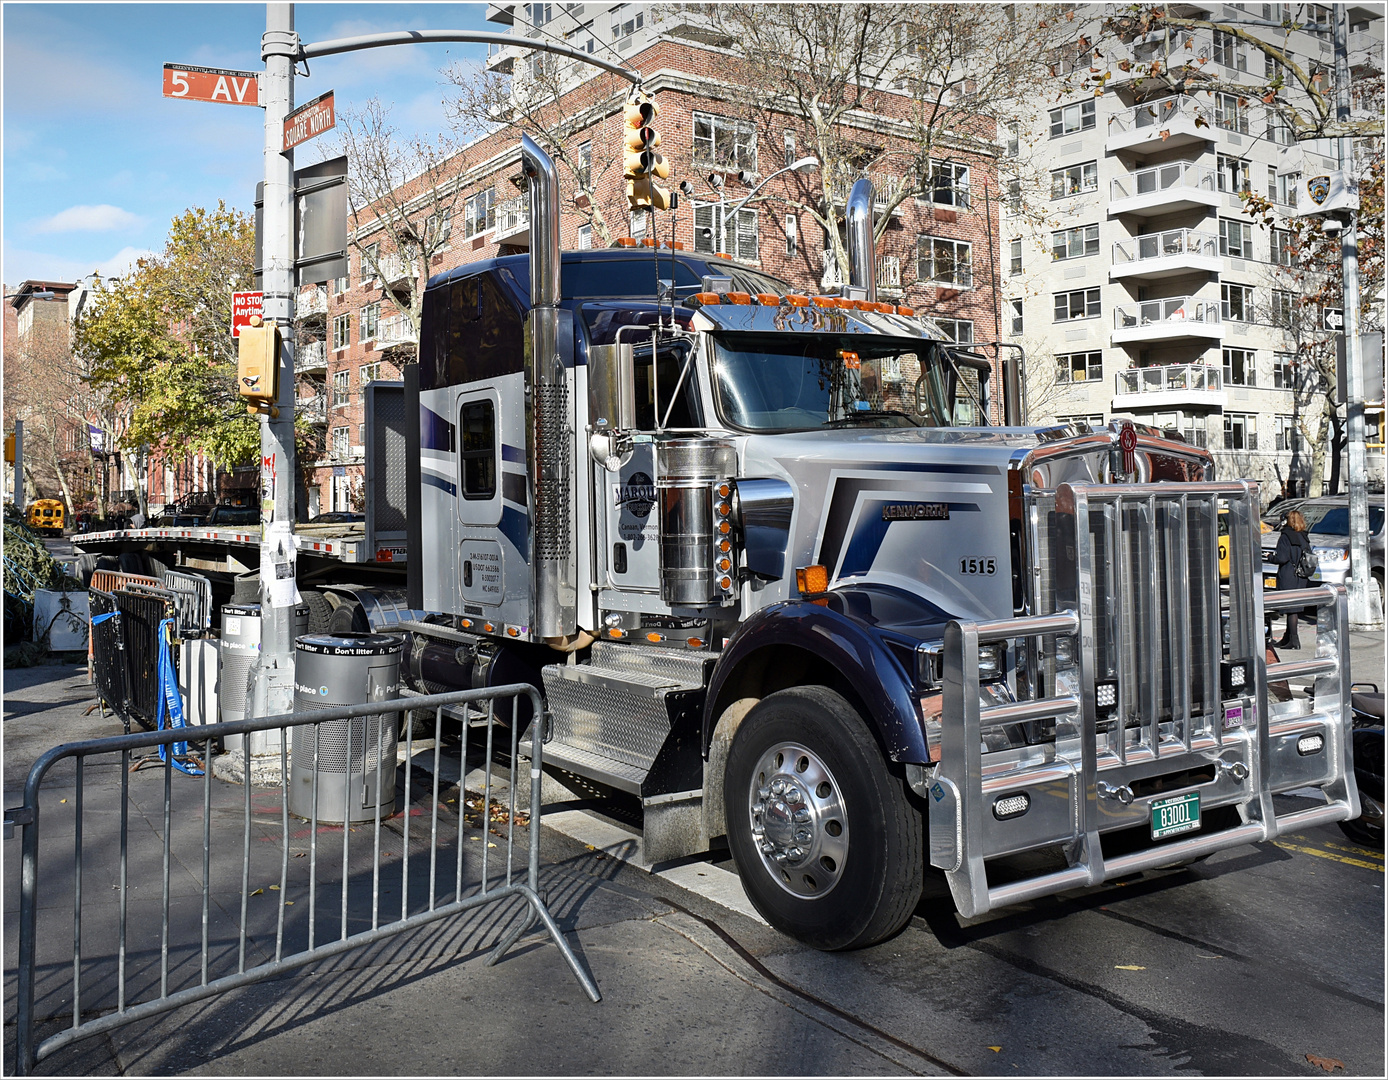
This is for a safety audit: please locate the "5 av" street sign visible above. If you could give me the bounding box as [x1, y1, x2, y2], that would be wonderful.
[163, 64, 260, 106]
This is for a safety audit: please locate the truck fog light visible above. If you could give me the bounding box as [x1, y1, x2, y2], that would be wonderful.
[993, 793, 1029, 820]
[1053, 634, 1075, 666]
[1297, 734, 1324, 756]
[977, 642, 1005, 681]
[1220, 658, 1252, 696]
[1095, 679, 1119, 712]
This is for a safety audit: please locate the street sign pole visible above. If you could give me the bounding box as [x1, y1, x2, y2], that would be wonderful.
[1333, 7, 1380, 629]
[250, 1, 300, 724]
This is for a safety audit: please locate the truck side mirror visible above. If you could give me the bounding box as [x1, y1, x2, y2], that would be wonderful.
[588, 343, 637, 471]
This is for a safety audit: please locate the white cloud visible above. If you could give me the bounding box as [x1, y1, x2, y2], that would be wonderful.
[34, 205, 143, 235]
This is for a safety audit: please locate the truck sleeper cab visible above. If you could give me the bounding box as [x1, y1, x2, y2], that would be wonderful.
[400, 141, 1357, 952]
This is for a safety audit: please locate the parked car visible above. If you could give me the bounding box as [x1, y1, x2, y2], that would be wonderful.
[1262, 495, 1385, 609]
[205, 505, 261, 526]
[308, 511, 364, 524]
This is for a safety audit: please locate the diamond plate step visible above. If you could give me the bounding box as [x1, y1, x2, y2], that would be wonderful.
[517, 738, 647, 796]
[590, 641, 712, 686]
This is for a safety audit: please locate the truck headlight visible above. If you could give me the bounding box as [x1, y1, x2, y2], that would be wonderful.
[916, 641, 1006, 688]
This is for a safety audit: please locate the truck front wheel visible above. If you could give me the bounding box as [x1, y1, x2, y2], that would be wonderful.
[725, 686, 923, 950]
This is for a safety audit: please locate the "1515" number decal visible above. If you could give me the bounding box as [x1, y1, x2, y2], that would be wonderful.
[960, 557, 996, 575]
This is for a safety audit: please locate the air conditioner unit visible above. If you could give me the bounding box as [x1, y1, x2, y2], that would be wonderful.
[350, 444, 365, 458]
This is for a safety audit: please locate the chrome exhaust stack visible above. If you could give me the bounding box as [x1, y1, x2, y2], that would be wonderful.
[846, 177, 876, 303]
[521, 133, 576, 640]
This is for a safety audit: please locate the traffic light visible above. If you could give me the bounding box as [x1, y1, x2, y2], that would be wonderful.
[624, 94, 673, 210]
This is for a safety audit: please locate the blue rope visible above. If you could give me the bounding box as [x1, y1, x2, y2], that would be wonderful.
[155, 618, 203, 776]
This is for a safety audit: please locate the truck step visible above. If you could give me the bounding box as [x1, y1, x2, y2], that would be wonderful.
[517, 737, 647, 796]
[589, 641, 712, 686]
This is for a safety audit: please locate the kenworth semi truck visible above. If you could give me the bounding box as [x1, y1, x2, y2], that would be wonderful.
[397, 135, 1359, 950]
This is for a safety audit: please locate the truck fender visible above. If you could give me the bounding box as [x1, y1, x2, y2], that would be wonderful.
[702, 599, 928, 766]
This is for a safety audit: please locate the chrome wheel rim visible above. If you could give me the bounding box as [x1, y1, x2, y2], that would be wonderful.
[747, 741, 849, 898]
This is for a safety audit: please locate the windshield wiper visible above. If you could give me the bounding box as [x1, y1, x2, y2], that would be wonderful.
[826, 409, 920, 428]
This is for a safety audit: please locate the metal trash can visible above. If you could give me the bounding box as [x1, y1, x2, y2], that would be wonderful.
[289, 633, 404, 824]
[219, 602, 310, 751]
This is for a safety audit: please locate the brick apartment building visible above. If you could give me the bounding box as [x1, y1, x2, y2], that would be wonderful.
[298, 2, 1002, 514]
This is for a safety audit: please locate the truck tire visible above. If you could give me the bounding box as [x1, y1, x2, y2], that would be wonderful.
[118, 551, 146, 576]
[300, 589, 333, 634]
[232, 571, 259, 604]
[724, 685, 923, 950]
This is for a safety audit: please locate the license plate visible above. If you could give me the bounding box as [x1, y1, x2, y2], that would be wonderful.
[1151, 792, 1201, 840]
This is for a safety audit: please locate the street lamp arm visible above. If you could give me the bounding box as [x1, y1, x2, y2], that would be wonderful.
[299, 29, 642, 85]
[726, 157, 821, 218]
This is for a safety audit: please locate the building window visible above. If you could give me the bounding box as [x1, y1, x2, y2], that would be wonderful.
[1224, 413, 1257, 451]
[464, 189, 496, 238]
[459, 400, 497, 500]
[1272, 170, 1300, 207]
[611, 3, 643, 41]
[785, 214, 797, 257]
[784, 131, 796, 168]
[1009, 238, 1022, 275]
[1051, 223, 1099, 260]
[331, 426, 349, 457]
[358, 361, 381, 402]
[1219, 218, 1253, 258]
[332, 275, 349, 295]
[1270, 288, 1297, 326]
[1273, 351, 1299, 388]
[1275, 415, 1302, 452]
[332, 371, 350, 407]
[577, 223, 592, 249]
[692, 111, 757, 172]
[629, 210, 648, 241]
[1267, 113, 1295, 146]
[1213, 29, 1247, 70]
[360, 301, 380, 342]
[1008, 298, 1024, 335]
[1217, 154, 1251, 193]
[331, 313, 350, 351]
[1056, 351, 1102, 383]
[1222, 283, 1253, 322]
[575, 140, 592, 188]
[1058, 414, 1106, 432]
[1048, 99, 1096, 137]
[935, 319, 973, 344]
[693, 202, 758, 260]
[527, 2, 553, 26]
[1223, 347, 1256, 386]
[1271, 228, 1295, 266]
[1054, 287, 1101, 322]
[1051, 161, 1098, 199]
[1006, 178, 1022, 214]
[1215, 93, 1249, 134]
[916, 237, 973, 287]
[929, 161, 970, 208]
[1004, 123, 1020, 158]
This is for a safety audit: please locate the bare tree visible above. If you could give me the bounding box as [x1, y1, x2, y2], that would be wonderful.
[689, 3, 1072, 281]
[334, 99, 473, 359]
[3, 315, 91, 512]
[443, 24, 635, 249]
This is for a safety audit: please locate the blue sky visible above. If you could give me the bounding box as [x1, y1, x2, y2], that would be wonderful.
[3, 2, 498, 286]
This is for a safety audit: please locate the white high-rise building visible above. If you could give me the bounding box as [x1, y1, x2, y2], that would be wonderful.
[1002, 3, 1384, 498]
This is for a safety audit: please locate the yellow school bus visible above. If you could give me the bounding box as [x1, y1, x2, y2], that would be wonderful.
[25, 499, 65, 536]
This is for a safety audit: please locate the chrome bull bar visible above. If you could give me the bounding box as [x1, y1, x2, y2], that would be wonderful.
[927, 480, 1357, 921]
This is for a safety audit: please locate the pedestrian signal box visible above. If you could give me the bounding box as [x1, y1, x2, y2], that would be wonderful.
[4, 434, 13, 464]
[237, 318, 281, 406]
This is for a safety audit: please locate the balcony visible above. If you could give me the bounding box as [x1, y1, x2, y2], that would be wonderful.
[1106, 96, 1213, 154]
[373, 254, 413, 288]
[296, 285, 327, 320]
[1108, 162, 1219, 218]
[1110, 228, 1222, 282]
[377, 313, 417, 350]
[295, 340, 327, 374]
[493, 195, 530, 247]
[826, 172, 910, 214]
[1112, 362, 1226, 410]
[1112, 296, 1224, 345]
[822, 250, 844, 290]
[877, 255, 902, 295]
[296, 394, 327, 425]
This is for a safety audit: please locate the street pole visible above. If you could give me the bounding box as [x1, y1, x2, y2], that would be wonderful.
[250, 0, 301, 726]
[1333, 6, 1379, 629]
[13, 419, 23, 507]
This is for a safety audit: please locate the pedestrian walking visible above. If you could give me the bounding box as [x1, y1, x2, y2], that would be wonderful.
[1268, 509, 1314, 649]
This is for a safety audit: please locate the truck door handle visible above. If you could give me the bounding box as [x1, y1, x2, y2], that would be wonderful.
[463, 560, 473, 587]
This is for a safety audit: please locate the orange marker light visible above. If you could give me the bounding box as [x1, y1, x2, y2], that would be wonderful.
[725, 291, 752, 305]
[686, 637, 704, 648]
[483, 622, 495, 633]
[717, 482, 731, 498]
[615, 237, 638, 247]
[839, 350, 861, 370]
[784, 294, 811, 307]
[718, 538, 731, 553]
[755, 293, 781, 306]
[646, 632, 666, 643]
[719, 576, 733, 590]
[690, 292, 722, 306]
[609, 627, 626, 639]
[461, 619, 472, 629]
[795, 564, 829, 594]
[718, 520, 731, 534]
[895, 305, 915, 316]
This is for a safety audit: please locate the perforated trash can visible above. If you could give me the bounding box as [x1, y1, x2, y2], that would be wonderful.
[289, 633, 404, 824]
[219, 602, 310, 752]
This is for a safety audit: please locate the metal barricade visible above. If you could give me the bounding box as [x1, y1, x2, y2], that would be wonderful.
[89, 570, 158, 595]
[7, 685, 598, 1075]
[88, 588, 127, 720]
[112, 590, 178, 729]
[156, 569, 213, 633]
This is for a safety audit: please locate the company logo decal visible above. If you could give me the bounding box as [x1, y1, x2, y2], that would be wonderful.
[614, 472, 656, 519]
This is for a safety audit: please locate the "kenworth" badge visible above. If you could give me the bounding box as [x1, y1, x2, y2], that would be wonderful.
[881, 502, 950, 521]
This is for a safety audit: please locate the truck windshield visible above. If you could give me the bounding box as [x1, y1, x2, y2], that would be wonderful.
[709, 332, 961, 431]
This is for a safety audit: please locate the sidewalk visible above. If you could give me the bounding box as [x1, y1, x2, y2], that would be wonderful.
[2, 660, 941, 1077]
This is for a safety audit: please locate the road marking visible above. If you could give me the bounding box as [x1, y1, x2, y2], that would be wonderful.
[1273, 839, 1385, 871]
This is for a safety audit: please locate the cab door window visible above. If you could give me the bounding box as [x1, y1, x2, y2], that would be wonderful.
[459, 400, 496, 500]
